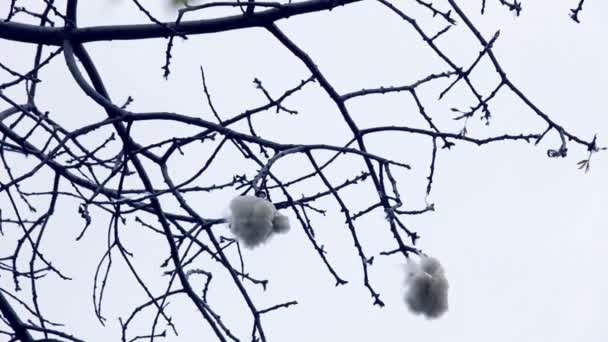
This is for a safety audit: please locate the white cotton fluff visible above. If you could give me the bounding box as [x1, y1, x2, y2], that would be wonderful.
[228, 195, 290, 248]
[404, 256, 449, 319]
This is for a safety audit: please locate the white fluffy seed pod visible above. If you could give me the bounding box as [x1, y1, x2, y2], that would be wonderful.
[228, 195, 276, 248]
[227, 195, 290, 248]
[404, 256, 449, 319]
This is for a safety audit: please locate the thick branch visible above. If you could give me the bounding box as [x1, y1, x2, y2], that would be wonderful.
[0, 291, 35, 342]
[0, 0, 360, 45]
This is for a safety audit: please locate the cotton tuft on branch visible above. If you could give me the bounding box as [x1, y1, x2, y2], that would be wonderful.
[404, 256, 449, 319]
[227, 195, 290, 248]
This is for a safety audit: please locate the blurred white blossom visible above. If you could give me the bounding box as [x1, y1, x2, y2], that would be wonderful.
[227, 195, 290, 248]
[404, 256, 449, 319]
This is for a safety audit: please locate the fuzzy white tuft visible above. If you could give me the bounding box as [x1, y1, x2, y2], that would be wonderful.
[227, 195, 290, 248]
[404, 256, 449, 319]
[228, 195, 276, 248]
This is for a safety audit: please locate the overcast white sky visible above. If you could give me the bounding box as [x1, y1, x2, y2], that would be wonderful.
[1, 1, 607, 341]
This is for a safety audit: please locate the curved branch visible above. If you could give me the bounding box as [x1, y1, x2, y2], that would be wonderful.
[0, 0, 361, 45]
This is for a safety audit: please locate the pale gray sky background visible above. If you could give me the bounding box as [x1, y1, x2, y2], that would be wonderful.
[1, 0, 607, 341]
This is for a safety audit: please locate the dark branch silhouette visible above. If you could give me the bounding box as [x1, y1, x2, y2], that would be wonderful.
[570, 0, 585, 23]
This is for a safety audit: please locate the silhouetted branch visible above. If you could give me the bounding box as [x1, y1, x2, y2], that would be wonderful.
[570, 0, 585, 23]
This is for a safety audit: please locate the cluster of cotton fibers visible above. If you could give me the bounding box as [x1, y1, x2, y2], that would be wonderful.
[404, 256, 449, 319]
[227, 195, 290, 248]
